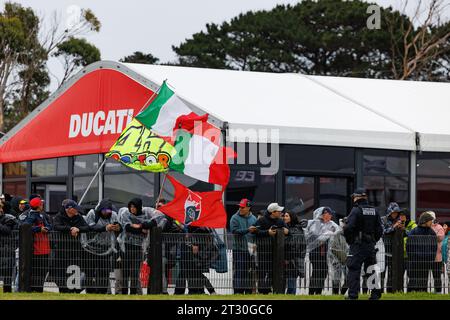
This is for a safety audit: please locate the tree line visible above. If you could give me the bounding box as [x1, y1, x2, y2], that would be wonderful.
[2, 0, 450, 133]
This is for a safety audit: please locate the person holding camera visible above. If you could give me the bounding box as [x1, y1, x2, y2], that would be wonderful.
[381, 202, 404, 293]
[85, 198, 122, 294]
[24, 196, 52, 293]
[252, 203, 288, 294]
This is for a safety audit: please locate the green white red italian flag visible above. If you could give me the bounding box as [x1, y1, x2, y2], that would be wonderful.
[135, 81, 195, 138]
[169, 114, 236, 186]
[135, 81, 236, 186]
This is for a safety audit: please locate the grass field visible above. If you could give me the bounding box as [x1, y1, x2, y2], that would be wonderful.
[0, 292, 449, 300]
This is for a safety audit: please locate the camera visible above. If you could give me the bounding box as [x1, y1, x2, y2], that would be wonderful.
[270, 225, 280, 230]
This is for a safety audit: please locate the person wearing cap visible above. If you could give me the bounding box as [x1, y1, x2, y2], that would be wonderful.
[52, 199, 90, 293]
[426, 211, 445, 293]
[252, 202, 288, 294]
[305, 206, 341, 295]
[84, 198, 121, 294]
[23, 196, 52, 292]
[8, 197, 26, 219]
[406, 211, 438, 292]
[0, 201, 18, 293]
[343, 188, 383, 300]
[230, 198, 257, 294]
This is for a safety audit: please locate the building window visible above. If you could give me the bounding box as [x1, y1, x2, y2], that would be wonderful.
[74, 154, 100, 175]
[73, 176, 99, 209]
[417, 152, 450, 219]
[2, 181, 26, 198]
[104, 173, 155, 209]
[3, 162, 27, 179]
[285, 176, 315, 219]
[225, 167, 276, 221]
[363, 149, 409, 213]
[283, 145, 355, 173]
[32, 158, 68, 177]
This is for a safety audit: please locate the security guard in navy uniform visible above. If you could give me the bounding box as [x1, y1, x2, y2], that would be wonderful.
[343, 188, 383, 300]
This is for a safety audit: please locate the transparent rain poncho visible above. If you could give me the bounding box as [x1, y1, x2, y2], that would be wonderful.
[305, 207, 342, 253]
[306, 207, 347, 281]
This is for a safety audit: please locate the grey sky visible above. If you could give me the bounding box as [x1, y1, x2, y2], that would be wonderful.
[1, 0, 447, 90]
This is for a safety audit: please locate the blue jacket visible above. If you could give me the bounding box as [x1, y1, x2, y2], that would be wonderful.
[230, 210, 257, 251]
[24, 210, 52, 233]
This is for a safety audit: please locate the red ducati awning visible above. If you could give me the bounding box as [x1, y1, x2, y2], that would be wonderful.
[0, 69, 154, 163]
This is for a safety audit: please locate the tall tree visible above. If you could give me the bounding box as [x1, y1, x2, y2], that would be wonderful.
[387, 0, 450, 80]
[173, 0, 410, 77]
[172, 0, 450, 81]
[0, 3, 101, 133]
[120, 51, 159, 64]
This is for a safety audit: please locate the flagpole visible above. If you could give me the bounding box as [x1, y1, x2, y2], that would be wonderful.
[78, 157, 107, 206]
[155, 172, 168, 208]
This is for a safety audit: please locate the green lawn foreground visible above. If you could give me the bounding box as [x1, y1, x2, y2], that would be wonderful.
[0, 292, 449, 300]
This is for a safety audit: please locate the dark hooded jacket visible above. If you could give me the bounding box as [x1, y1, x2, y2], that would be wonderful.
[85, 199, 121, 233]
[9, 197, 27, 219]
[53, 207, 90, 234]
[125, 198, 144, 234]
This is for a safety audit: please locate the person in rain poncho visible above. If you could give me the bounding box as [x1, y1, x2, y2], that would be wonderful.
[118, 198, 165, 294]
[305, 207, 341, 295]
[84, 198, 122, 294]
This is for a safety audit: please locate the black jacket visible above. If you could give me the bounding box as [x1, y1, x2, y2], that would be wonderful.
[344, 199, 383, 245]
[0, 213, 18, 235]
[53, 210, 90, 234]
[125, 198, 144, 234]
[407, 226, 437, 261]
[254, 211, 287, 237]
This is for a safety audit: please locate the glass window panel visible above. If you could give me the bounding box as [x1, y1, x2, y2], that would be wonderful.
[2, 162, 27, 179]
[283, 145, 354, 173]
[32, 158, 68, 177]
[225, 169, 276, 215]
[73, 176, 99, 210]
[364, 176, 409, 213]
[74, 154, 99, 175]
[363, 150, 409, 175]
[417, 177, 450, 211]
[417, 153, 450, 177]
[104, 173, 155, 210]
[2, 181, 26, 198]
[319, 177, 351, 219]
[285, 176, 315, 220]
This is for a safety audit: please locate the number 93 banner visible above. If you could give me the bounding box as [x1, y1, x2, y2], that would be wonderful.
[106, 119, 176, 173]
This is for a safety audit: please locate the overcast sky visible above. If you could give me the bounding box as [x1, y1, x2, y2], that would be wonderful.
[1, 0, 448, 90]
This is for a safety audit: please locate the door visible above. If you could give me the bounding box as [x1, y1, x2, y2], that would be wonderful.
[318, 176, 353, 220]
[32, 183, 67, 214]
[284, 175, 353, 220]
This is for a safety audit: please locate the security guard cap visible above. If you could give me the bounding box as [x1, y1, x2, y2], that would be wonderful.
[351, 188, 367, 199]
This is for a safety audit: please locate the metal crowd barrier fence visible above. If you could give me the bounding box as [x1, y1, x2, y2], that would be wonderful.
[17, 225, 150, 294]
[3, 225, 449, 295]
[0, 230, 19, 293]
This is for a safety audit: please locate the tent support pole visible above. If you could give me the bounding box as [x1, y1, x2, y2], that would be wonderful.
[79, 158, 107, 205]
